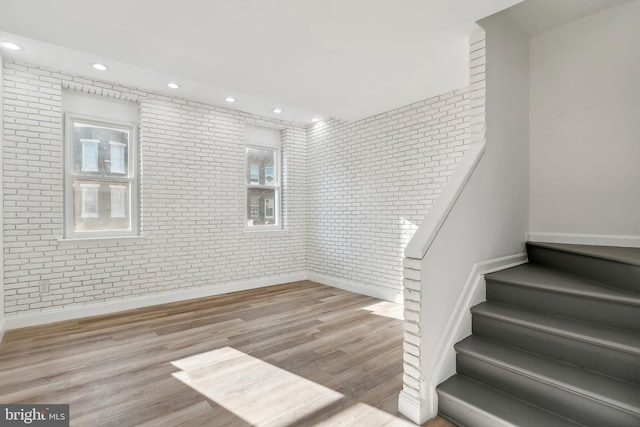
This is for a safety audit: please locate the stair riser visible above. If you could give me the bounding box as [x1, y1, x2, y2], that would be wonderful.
[527, 245, 640, 293]
[486, 281, 640, 332]
[438, 376, 584, 427]
[457, 354, 640, 427]
[438, 394, 514, 427]
[473, 315, 640, 384]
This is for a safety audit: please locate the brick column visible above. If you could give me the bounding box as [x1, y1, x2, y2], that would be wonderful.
[401, 257, 422, 398]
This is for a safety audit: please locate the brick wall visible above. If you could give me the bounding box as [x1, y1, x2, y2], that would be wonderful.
[2, 62, 307, 317]
[306, 91, 470, 298]
[0, 51, 4, 324]
[2, 59, 471, 319]
[400, 30, 486, 404]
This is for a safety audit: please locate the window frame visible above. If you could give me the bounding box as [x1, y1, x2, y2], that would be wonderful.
[64, 113, 139, 239]
[244, 144, 281, 230]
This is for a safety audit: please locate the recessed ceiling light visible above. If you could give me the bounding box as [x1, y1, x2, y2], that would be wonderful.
[311, 118, 320, 123]
[225, 97, 236, 103]
[92, 63, 108, 71]
[167, 82, 181, 89]
[2, 41, 23, 51]
[272, 108, 282, 114]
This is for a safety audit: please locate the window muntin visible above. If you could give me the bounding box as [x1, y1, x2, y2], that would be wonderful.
[246, 146, 280, 228]
[65, 115, 137, 238]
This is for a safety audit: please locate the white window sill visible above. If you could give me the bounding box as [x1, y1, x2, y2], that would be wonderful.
[57, 235, 145, 248]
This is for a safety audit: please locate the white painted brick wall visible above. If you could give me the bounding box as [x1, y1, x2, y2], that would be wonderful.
[3, 62, 307, 317]
[399, 30, 486, 401]
[306, 90, 470, 296]
[3, 58, 472, 319]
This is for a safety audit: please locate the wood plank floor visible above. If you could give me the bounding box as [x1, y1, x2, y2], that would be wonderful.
[0, 281, 454, 427]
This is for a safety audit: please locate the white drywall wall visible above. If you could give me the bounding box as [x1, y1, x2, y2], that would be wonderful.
[414, 11, 530, 420]
[530, 1, 640, 240]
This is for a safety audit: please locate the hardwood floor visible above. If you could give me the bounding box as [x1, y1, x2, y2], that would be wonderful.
[0, 281, 454, 427]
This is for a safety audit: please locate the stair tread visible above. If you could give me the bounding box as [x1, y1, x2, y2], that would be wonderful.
[472, 301, 640, 355]
[456, 336, 640, 413]
[437, 375, 583, 427]
[528, 242, 640, 267]
[486, 263, 640, 305]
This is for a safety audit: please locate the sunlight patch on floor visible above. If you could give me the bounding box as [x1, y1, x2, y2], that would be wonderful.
[316, 402, 415, 426]
[171, 347, 344, 426]
[361, 301, 404, 320]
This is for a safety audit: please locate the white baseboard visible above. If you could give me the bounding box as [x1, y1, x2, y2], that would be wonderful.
[527, 232, 640, 248]
[417, 252, 528, 421]
[0, 317, 6, 343]
[4, 270, 404, 330]
[5, 271, 307, 330]
[398, 389, 432, 425]
[306, 271, 403, 304]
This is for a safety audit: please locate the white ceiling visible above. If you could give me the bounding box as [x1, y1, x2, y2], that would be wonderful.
[0, 0, 627, 124]
[506, 0, 629, 35]
[0, 0, 523, 123]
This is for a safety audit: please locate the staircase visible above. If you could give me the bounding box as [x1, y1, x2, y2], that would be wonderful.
[436, 242, 640, 426]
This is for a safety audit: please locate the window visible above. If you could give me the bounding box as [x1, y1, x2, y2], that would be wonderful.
[65, 114, 138, 238]
[264, 198, 274, 219]
[110, 185, 127, 218]
[245, 126, 281, 229]
[265, 166, 275, 185]
[249, 164, 260, 185]
[80, 183, 99, 218]
[81, 139, 99, 172]
[109, 141, 126, 174]
[249, 197, 259, 219]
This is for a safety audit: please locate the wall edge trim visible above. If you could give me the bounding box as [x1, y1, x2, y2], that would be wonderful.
[306, 271, 403, 304]
[527, 232, 640, 248]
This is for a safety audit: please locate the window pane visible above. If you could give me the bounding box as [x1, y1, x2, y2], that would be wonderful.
[246, 188, 277, 226]
[246, 147, 275, 186]
[73, 179, 131, 232]
[73, 121, 130, 176]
